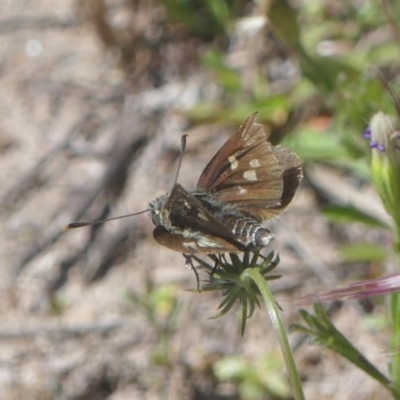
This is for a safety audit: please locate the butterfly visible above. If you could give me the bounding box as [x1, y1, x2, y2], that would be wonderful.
[148, 112, 302, 255]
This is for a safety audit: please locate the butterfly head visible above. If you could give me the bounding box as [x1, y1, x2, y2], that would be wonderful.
[148, 193, 169, 226]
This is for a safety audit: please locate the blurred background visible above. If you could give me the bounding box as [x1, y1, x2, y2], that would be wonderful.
[0, 0, 399, 399]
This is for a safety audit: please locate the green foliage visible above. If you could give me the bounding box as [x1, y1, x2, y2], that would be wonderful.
[202, 49, 242, 94]
[323, 204, 392, 229]
[162, 0, 247, 39]
[50, 293, 68, 316]
[125, 276, 181, 366]
[282, 127, 351, 163]
[293, 303, 400, 398]
[214, 353, 290, 399]
[338, 243, 388, 263]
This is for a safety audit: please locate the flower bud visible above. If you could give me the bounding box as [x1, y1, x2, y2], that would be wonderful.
[365, 112, 400, 227]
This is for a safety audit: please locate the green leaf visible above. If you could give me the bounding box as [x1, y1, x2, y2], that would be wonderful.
[202, 50, 242, 93]
[323, 205, 392, 229]
[282, 127, 351, 162]
[339, 244, 388, 263]
[205, 0, 232, 34]
[293, 304, 398, 396]
[214, 356, 250, 381]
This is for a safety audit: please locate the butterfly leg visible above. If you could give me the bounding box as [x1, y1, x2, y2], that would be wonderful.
[183, 254, 200, 291]
[207, 254, 220, 275]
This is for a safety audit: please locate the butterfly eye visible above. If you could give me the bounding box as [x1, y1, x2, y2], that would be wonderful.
[151, 212, 159, 225]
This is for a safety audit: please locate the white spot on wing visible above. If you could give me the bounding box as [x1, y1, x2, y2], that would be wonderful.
[228, 155, 238, 170]
[249, 159, 261, 167]
[243, 170, 257, 181]
[237, 186, 247, 195]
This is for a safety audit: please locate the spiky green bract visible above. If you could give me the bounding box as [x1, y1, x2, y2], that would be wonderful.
[193, 251, 280, 335]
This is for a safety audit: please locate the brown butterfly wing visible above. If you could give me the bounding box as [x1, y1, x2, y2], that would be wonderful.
[196, 113, 302, 222]
[153, 225, 244, 254]
[272, 145, 303, 210]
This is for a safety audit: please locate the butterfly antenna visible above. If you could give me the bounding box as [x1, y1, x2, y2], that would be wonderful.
[64, 209, 151, 231]
[173, 134, 188, 187]
[67, 135, 188, 232]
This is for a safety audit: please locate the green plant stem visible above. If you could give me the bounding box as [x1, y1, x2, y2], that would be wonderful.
[243, 268, 305, 400]
[391, 226, 400, 390]
[391, 293, 400, 386]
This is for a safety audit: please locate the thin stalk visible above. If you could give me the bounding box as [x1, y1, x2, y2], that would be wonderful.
[391, 293, 400, 388]
[243, 268, 305, 400]
[391, 225, 400, 390]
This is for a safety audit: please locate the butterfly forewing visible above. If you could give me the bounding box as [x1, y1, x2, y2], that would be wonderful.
[197, 114, 282, 199]
[196, 113, 301, 222]
[164, 184, 246, 250]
